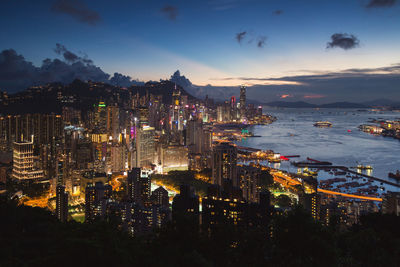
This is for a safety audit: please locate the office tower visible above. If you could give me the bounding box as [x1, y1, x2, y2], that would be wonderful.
[257, 105, 263, 116]
[56, 158, 65, 185]
[85, 182, 112, 222]
[138, 106, 149, 127]
[212, 142, 238, 187]
[172, 184, 199, 225]
[382, 192, 400, 216]
[170, 84, 184, 132]
[135, 126, 155, 168]
[12, 141, 44, 180]
[110, 144, 127, 173]
[94, 101, 107, 133]
[56, 185, 68, 222]
[186, 119, 203, 154]
[151, 186, 169, 209]
[239, 165, 261, 203]
[239, 85, 246, 120]
[75, 138, 93, 169]
[106, 105, 119, 140]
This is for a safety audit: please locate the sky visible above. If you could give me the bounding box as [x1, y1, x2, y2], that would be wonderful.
[0, 0, 400, 103]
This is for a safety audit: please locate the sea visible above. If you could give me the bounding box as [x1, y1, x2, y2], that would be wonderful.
[236, 107, 400, 193]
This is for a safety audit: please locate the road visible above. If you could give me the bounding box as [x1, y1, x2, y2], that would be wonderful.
[270, 169, 383, 202]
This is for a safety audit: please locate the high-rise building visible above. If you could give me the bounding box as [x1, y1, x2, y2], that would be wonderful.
[238, 165, 261, 203]
[299, 177, 320, 220]
[212, 142, 238, 187]
[151, 186, 169, 209]
[94, 101, 107, 133]
[127, 168, 141, 202]
[85, 182, 112, 222]
[127, 168, 151, 204]
[382, 192, 400, 216]
[106, 105, 119, 140]
[0, 114, 63, 147]
[135, 126, 155, 168]
[202, 185, 272, 230]
[172, 184, 199, 226]
[56, 185, 68, 222]
[12, 141, 44, 180]
[239, 85, 246, 120]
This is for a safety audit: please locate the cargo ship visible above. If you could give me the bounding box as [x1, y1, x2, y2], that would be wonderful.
[313, 121, 332, 127]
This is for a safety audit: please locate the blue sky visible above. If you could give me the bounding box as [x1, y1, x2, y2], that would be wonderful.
[1, 0, 400, 102]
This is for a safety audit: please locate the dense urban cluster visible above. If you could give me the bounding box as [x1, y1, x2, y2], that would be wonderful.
[1, 79, 400, 266]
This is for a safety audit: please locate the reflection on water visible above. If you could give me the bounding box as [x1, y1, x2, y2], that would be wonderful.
[236, 107, 400, 191]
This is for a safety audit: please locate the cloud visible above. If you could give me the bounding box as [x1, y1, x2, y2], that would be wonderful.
[0, 45, 143, 92]
[257, 36, 267, 48]
[279, 94, 293, 99]
[170, 70, 193, 89]
[51, 0, 101, 25]
[273, 9, 283, 15]
[160, 5, 178, 21]
[236, 31, 247, 44]
[201, 64, 400, 103]
[326, 33, 360, 50]
[366, 0, 397, 8]
[54, 43, 80, 63]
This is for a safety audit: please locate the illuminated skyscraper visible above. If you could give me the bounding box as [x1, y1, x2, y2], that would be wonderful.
[239, 165, 261, 203]
[56, 184, 68, 222]
[12, 141, 44, 180]
[85, 182, 112, 222]
[95, 101, 107, 133]
[106, 105, 119, 140]
[239, 85, 246, 120]
[212, 142, 238, 187]
[135, 126, 155, 168]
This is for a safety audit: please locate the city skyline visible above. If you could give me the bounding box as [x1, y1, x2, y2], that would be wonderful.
[1, 0, 400, 103]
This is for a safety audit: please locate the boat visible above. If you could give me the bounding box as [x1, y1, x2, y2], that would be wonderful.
[313, 121, 332, 127]
[356, 165, 373, 170]
[388, 171, 400, 181]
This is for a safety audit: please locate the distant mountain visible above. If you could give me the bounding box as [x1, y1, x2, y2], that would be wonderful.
[362, 99, 400, 107]
[319, 102, 369, 108]
[265, 101, 317, 108]
[265, 101, 370, 108]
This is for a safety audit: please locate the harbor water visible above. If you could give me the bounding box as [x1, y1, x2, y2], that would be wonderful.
[236, 107, 400, 192]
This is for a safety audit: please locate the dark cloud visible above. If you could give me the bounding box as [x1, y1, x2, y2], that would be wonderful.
[257, 36, 267, 48]
[160, 5, 178, 21]
[110, 73, 144, 87]
[54, 43, 80, 63]
[51, 0, 101, 25]
[366, 0, 397, 8]
[326, 33, 360, 50]
[273, 9, 283, 15]
[236, 31, 247, 44]
[170, 70, 193, 89]
[0, 46, 143, 92]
